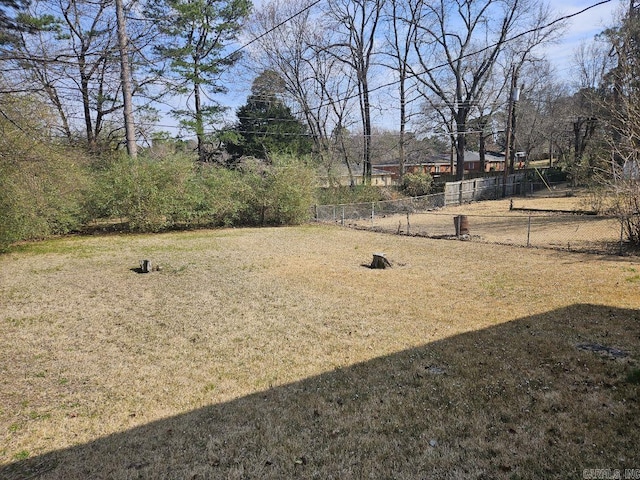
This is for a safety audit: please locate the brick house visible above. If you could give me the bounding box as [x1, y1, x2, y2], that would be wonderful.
[376, 151, 506, 182]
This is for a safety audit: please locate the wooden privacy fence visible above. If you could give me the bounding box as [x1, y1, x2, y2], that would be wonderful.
[314, 173, 530, 225]
[444, 173, 527, 205]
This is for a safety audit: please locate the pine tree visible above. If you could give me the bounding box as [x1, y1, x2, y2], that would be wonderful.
[228, 70, 312, 160]
[146, 0, 251, 161]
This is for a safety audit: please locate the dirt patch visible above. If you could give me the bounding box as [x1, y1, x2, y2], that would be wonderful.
[350, 195, 629, 255]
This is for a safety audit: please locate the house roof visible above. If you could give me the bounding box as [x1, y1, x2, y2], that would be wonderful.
[375, 151, 505, 168]
[319, 162, 392, 179]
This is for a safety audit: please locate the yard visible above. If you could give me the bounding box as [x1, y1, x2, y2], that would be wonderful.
[0, 219, 639, 478]
[347, 195, 627, 255]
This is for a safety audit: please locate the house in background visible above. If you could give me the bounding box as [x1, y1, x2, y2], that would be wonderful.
[318, 162, 394, 187]
[376, 151, 506, 182]
[319, 151, 506, 187]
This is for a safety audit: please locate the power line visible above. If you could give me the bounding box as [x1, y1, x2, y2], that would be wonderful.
[300, 0, 615, 114]
[223, 0, 323, 63]
[3, 0, 615, 144]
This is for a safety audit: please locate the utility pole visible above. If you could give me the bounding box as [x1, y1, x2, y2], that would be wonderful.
[449, 116, 455, 175]
[502, 67, 519, 197]
[115, 0, 137, 158]
[509, 83, 522, 173]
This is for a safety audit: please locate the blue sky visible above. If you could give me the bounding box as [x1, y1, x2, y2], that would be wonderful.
[546, 0, 620, 77]
[157, 0, 621, 138]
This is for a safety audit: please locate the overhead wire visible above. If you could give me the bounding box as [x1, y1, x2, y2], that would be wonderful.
[1, 0, 615, 142]
[163, 0, 615, 139]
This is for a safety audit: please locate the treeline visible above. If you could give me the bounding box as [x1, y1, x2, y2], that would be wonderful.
[0, 90, 428, 252]
[0, 149, 317, 251]
[0, 0, 575, 184]
[0, 95, 318, 251]
[1, 0, 639, 246]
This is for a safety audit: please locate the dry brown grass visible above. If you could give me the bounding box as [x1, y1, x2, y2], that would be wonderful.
[0, 221, 639, 479]
[353, 195, 626, 254]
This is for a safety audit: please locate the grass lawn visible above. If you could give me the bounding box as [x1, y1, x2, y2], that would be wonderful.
[1, 223, 639, 479]
[354, 196, 626, 255]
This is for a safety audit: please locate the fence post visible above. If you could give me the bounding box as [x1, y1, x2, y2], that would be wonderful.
[371, 202, 375, 225]
[527, 214, 532, 247]
[333, 205, 336, 223]
[620, 218, 625, 256]
[342, 205, 345, 226]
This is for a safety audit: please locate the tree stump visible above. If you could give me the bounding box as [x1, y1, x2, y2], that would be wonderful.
[371, 253, 392, 269]
[140, 259, 152, 273]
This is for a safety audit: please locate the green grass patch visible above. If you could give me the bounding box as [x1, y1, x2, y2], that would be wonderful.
[627, 368, 640, 384]
[13, 451, 29, 461]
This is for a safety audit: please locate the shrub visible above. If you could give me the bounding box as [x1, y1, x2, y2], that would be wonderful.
[87, 153, 199, 232]
[86, 153, 317, 231]
[400, 171, 433, 197]
[0, 139, 90, 251]
[0, 94, 92, 250]
[198, 164, 257, 226]
[2, 142, 319, 248]
[262, 155, 316, 225]
[227, 155, 316, 226]
[316, 185, 389, 205]
[586, 164, 640, 247]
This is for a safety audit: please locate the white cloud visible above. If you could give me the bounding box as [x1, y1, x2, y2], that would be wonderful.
[544, 0, 620, 77]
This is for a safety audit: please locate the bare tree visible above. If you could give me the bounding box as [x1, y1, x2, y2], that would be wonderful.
[411, 0, 564, 180]
[244, 0, 359, 184]
[380, 0, 423, 182]
[512, 61, 565, 163]
[8, 0, 126, 151]
[324, 0, 386, 184]
[5, 0, 171, 153]
[574, 39, 616, 91]
[595, 1, 640, 245]
[59, 0, 121, 150]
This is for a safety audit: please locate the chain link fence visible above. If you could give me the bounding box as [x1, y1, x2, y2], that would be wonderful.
[314, 192, 636, 256]
[315, 193, 445, 224]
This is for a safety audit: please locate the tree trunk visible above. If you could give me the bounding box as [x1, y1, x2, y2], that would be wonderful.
[115, 0, 137, 158]
[362, 78, 372, 185]
[399, 75, 406, 182]
[479, 120, 487, 172]
[194, 79, 205, 162]
[456, 124, 466, 181]
[80, 74, 95, 151]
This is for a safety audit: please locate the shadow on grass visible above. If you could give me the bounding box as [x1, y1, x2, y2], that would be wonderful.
[2, 304, 639, 479]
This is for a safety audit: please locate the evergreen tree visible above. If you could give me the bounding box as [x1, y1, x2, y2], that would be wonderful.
[146, 0, 251, 161]
[228, 70, 312, 159]
[0, 0, 29, 44]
